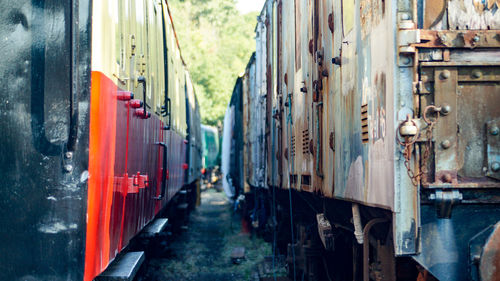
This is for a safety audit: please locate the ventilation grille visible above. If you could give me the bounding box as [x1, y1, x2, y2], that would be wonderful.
[361, 104, 369, 143]
[291, 134, 296, 157]
[302, 129, 310, 154]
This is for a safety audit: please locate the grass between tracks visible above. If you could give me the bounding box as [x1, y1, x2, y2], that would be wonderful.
[143, 189, 272, 281]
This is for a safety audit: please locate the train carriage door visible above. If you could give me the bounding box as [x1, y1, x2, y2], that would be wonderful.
[133, 0, 147, 100]
[290, 0, 308, 191]
[315, 0, 335, 196]
[291, 0, 314, 192]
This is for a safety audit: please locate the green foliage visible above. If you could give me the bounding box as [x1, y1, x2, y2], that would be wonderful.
[168, 0, 258, 126]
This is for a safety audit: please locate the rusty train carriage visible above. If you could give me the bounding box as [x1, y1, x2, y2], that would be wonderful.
[232, 0, 500, 280]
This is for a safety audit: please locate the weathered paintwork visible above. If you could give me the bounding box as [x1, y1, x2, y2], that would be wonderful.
[238, 0, 500, 279]
[257, 0, 395, 207]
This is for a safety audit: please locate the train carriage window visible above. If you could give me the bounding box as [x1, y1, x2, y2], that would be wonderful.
[161, 2, 170, 126]
[145, 0, 153, 106]
[117, 1, 124, 72]
[155, 3, 165, 114]
[342, 0, 354, 35]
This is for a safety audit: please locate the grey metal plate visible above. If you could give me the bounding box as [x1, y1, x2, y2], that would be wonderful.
[142, 218, 169, 236]
[96, 252, 145, 281]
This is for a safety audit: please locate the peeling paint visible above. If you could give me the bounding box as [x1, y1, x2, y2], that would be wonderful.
[345, 156, 365, 200]
[38, 221, 78, 234]
[448, 0, 500, 29]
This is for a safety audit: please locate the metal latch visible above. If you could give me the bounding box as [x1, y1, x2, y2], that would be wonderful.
[429, 190, 463, 219]
[399, 115, 418, 137]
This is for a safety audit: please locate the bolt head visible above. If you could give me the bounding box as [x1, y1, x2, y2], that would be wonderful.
[472, 70, 482, 79]
[441, 104, 452, 115]
[490, 126, 499, 136]
[400, 56, 411, 65]
[441, 70, 450, 80]
[473, 36, 480, 42]
[64, 164, 74, 173]
[65, 152, 73, 159]
[492, 162, 500, 172]
[441, 140, 452, 149]
[442, 173, 453, 183]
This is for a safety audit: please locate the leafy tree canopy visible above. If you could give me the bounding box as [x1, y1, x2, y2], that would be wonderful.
[168, 0, 258, 126]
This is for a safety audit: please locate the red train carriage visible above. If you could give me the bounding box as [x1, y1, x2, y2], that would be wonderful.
[0, 0, 201, 280]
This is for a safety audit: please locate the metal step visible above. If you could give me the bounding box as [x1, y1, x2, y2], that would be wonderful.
[95, 251, 145, 281]
[140, 218, 169, 238]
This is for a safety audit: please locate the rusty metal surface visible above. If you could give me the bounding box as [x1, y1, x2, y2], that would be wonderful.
[423, 0, 446, 29]
[250, 0, 500, 202]
[241, 0, 500, 276]
[433, 67, 459, 184]
[265, 0, 396, 207]
[416, 30, 500, 49]
[417, 65, 500, 187]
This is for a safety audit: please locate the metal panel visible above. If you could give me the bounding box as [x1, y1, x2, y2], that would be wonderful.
[0, 1, 91, 280]
[333, 0, 395, 210]
[418, 65, 500, 188]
